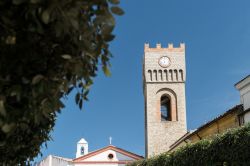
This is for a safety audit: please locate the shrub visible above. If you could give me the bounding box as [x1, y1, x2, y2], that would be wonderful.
[129, 124, 250, 166]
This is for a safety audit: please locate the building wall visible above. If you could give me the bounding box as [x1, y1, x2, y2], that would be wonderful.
[72, 146, 142, 166]
[172, 111, 241, 151]
[38, 155, 50, 166]
[239, 80, 250, 110]
[235, 75, 250, 124]
[144, 43, 187, 157]
[74, 164, 127, 166]
[244, 112, 250, 123]
[74, 163, 123, 166]
[82, 150, 134, 161]
[197, 114, 238, 140]
[235, 75, 250, 111]
[38, 155, 72, 166]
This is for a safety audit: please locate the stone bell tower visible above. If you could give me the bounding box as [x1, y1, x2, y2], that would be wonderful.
[143, 43, 187, 158]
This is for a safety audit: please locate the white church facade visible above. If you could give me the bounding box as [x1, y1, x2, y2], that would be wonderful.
[38, 138, 143, 166]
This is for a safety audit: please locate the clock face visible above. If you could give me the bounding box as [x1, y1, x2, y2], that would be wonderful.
[159, 56, 170, 67]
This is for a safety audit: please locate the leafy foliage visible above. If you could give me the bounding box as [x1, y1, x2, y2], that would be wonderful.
[0, 0, 123, 164]
[128, 124, 250, 166]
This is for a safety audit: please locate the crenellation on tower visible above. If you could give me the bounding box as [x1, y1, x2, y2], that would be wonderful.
[144, 43, 185, 52]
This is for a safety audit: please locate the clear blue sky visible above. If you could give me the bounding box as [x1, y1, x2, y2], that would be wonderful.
[35, 0, 250, 162]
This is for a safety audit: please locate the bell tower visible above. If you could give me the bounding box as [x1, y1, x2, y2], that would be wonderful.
[143, 43, 187, 157]
[76, 138, 88, 158]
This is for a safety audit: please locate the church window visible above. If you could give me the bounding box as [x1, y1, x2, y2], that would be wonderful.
[164, 70, 168, 81]
[179, 69, 183, 81]
[159, 70, 163, 81]
[108, 153, 114, 160]
[174, 69, 178, 81]
[153, 70, 157, 81]
[148, 70, 152, 81]
[160, 95, 171, 121]
[80, 146, 84, 155]
[169, 69, 173, 81]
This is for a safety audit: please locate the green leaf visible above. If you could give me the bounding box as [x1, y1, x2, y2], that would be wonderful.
[58, 100, 65, 108]
[0, 100, 6, 117]
[108, 0, 120, 4]
[32, 75, 44, 85]
[83, 90, 89, 101]
[110, 6, 124, 15]
[103, 34, 115, 42]
[5, 36, 16, 45]
[41, 10, 50, 24]
[79, 99, 83, 110]
[1, 123, 15, 133]
[67, 87, 74, 94]
[75, 92, 80, 104]
[102, 25, 114, 35]
[12, 0, 27, 5]
[70, 19, 79, 30]
[61, 54, 72, 60]
[102, 65, 111, 76]
[30, 0, 41, 4]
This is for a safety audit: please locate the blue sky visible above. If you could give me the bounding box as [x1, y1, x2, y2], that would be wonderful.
[35, 0, 250, 162]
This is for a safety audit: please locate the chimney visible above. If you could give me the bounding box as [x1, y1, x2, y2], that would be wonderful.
[235, 75, 250, 111]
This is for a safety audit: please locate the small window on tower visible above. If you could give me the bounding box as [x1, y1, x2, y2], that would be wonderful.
[160, 95, 171, 121]
[80, 146, 84, 155]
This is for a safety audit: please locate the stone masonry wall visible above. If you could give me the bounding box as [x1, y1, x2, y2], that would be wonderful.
[144, 43, 187, 157]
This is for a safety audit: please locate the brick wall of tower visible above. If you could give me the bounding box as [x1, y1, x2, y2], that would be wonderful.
[143, 43, 187, 157]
